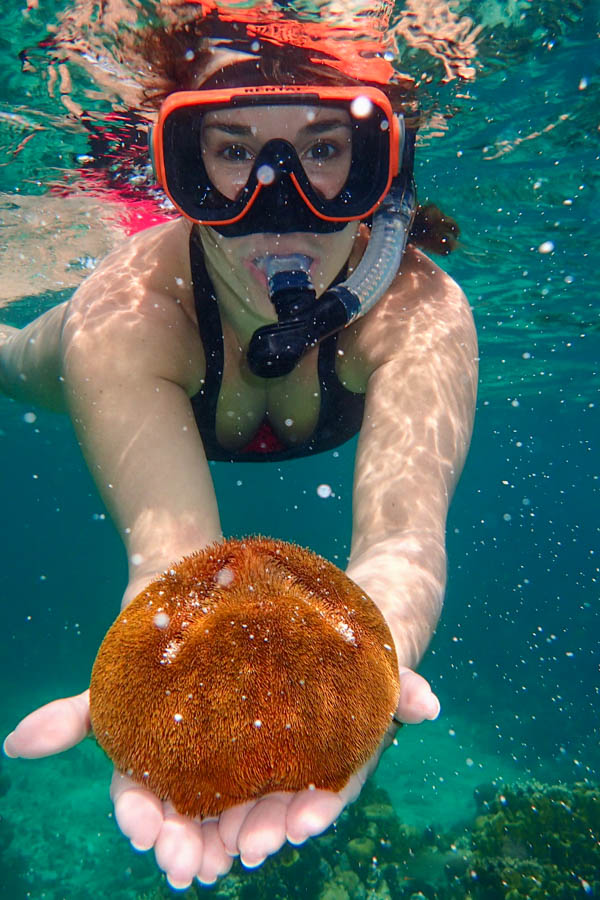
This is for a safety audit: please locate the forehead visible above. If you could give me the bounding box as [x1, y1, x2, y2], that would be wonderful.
[202, 103, 352, 131]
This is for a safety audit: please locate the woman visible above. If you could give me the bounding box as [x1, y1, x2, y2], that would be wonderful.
[1, 18, 478, 891]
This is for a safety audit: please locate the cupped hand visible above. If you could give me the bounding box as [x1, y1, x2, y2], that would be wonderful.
[3, 670, 439, 889]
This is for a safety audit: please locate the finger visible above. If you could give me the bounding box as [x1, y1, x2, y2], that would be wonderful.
[111, 771, 163, 851]
[154, 811, 204, 891]
[396, 667, 440, 724]
[196, 820, 234, 885]
[238, 792, 293, 868]
[3, 690, 91, 758]
[286, 788, 345, 846]
[218, 799, 257, 855]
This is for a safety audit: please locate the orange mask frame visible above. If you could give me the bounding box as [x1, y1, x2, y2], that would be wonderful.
[151, 85, 403, 228]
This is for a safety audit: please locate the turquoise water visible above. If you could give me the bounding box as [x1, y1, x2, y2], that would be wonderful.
[1, 1, 599, 897]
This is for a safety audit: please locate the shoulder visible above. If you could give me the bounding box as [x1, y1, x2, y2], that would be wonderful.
[70, 217, 194, 309]
[337, 245, 477, 391]
[61, 218, 204, 393]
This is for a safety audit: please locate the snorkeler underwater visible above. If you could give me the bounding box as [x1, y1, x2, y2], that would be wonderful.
[0, 0, 598, 897]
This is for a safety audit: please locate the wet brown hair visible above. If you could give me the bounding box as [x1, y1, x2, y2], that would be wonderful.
[138, 17, 459, 253]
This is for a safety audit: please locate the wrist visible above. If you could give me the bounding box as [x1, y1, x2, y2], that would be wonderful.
[346, 543, 446, 669]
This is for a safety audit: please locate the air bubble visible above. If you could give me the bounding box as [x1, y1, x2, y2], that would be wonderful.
[350, 95, 373, 118]
[257, 164, 275, 185]
[216, 566, 235, 587]
[153, 612, 170, 629]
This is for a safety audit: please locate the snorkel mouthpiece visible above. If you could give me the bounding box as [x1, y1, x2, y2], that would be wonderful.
[247, 254, 349, 378]
[246, 174, 416, 380]
[259, 254, 316, 318]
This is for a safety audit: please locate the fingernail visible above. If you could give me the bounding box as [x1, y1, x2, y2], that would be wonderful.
[2, 734, 17, 758]
[166, 875, 193, 890]
[287, 832, 309, 846]
[240, 854, 266, 869]
[427, 695, 441, 720]
[130, 840, 153, 852]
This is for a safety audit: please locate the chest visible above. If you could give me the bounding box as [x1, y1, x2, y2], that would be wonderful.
[214, 335, 325, 450]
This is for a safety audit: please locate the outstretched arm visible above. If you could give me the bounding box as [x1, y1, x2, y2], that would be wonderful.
[346, 251, 478, 674]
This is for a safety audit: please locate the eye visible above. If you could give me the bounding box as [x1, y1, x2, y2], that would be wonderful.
[220, 144, 254, 163]
[304, 141, 338, 163]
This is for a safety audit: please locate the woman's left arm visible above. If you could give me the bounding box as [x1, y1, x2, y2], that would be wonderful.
[345, 253, 478, 673]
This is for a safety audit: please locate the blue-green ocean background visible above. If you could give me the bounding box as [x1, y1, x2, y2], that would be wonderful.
[0, 1, 598, 897]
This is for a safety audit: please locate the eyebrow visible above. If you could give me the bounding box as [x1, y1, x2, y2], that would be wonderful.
[203, 118, 351, 137]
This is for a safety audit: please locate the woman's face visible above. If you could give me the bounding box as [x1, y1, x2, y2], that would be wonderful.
[201, 102, 353, 201]
[198, 102, 359, 316]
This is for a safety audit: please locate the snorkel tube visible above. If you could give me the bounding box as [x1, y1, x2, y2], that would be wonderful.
[247, 171, 416, 378]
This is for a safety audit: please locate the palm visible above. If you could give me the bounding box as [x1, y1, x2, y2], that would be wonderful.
[3, 668, 438, 889]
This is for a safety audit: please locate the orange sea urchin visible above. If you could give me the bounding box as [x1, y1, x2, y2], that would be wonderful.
[89, 537, 400, 818]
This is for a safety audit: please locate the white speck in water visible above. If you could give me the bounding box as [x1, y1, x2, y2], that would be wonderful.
[284, 418, 294, 427]
[175, 276, 184, 286]
[254, 719, 262, 728]
[578, 77, 588, 91]
[383, 643, 392, 652]
[335, 620, 356, 645]
[131, 553, 144, 566]
[184, 50, 195, 61]
[316, 484, 332, 498]
[538, 240, 555, 254]
[215, 566, 235, 587]
[161, 639, 182, 664]
[257, 164, 275, 185]
[511, 399, 520, 407]
[503, 513, 512, 522]
[308, 783, 316, 791]
[153, 611, 170, 629]
[174, 713, 183, 722]
[250, 40, 260, 52]
[350, 95, 373, 118]
[23, 412, 37, 424]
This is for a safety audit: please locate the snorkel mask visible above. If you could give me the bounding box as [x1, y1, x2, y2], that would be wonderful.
[150, 83, 416, 376]
[151, 85, 402, 236]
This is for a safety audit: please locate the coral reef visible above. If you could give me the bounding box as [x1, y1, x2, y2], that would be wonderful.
[463, 780, 600, 899]
[90, 537, 400, 818]
[131, 777, 600, 899]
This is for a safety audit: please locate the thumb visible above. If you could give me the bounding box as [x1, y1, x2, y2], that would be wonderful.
[3, 689, 91, 759]
[395, 667, 441, 725]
